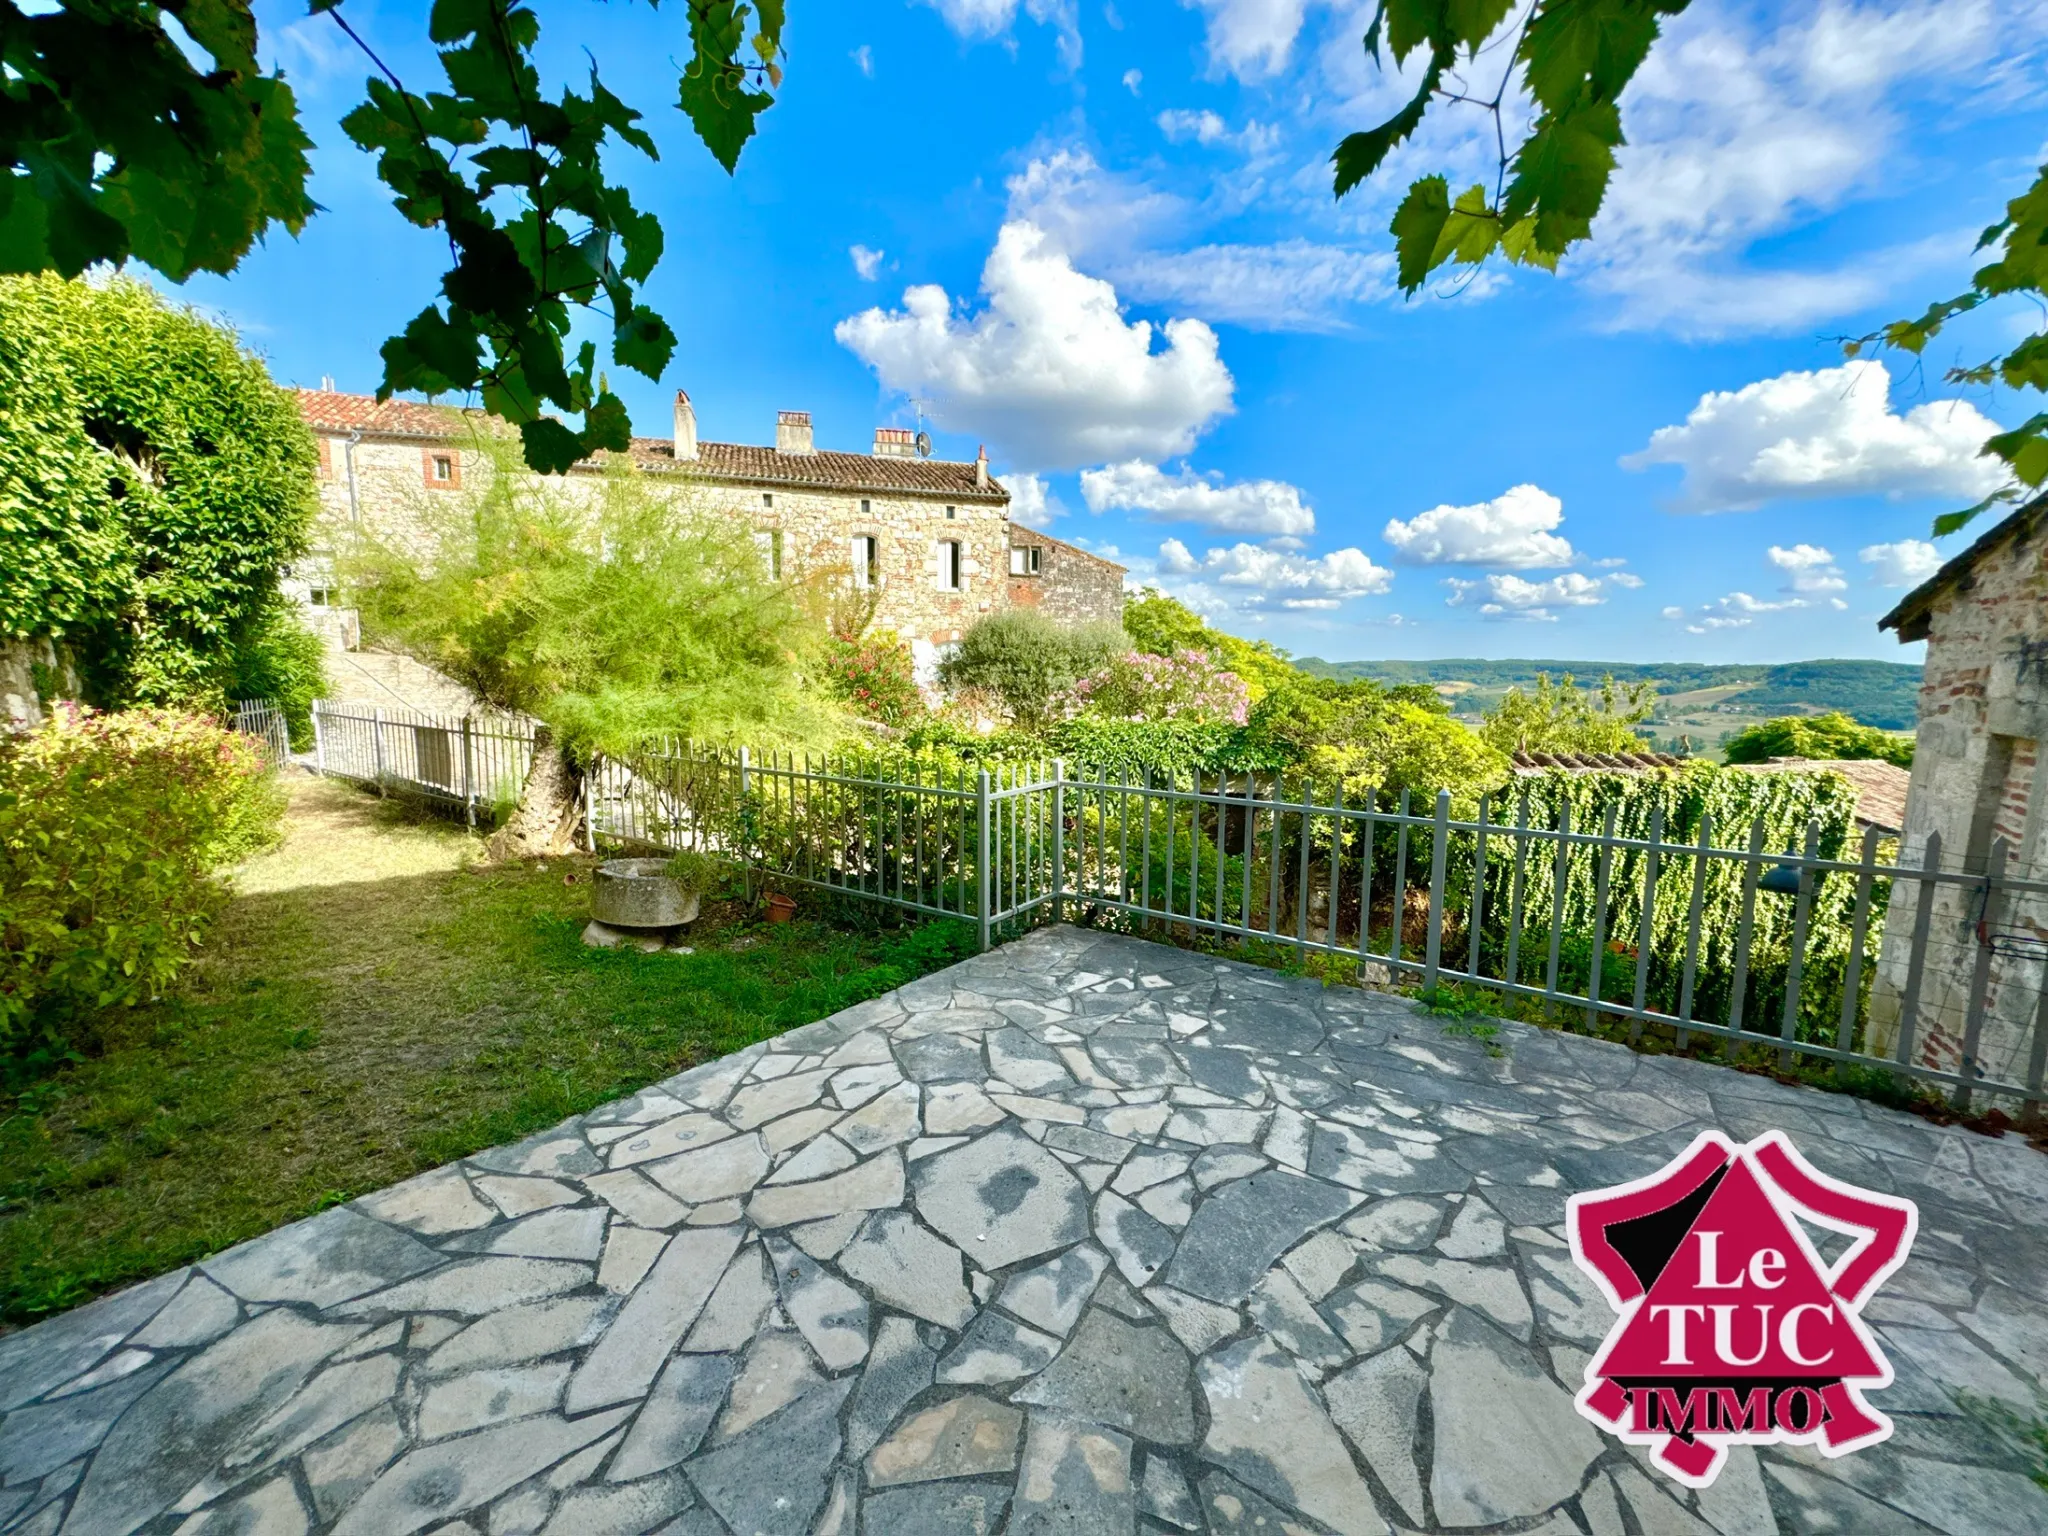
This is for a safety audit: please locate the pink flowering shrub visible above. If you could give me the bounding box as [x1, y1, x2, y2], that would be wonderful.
[1052, 649, 1250, 726]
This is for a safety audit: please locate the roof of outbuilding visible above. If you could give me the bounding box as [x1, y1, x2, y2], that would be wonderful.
[1730, 756, 1912, 835]
[294, 390, 1008, 503]
[1879, 492, 2048, 643]
[1509, 750, 1687, 773]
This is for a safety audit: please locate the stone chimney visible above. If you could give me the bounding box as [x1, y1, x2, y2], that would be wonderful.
[873, 427, 916, 458]
[776, 410, 815, 456]
[673, 389, 698, 462]
[975, 444, 989, 491]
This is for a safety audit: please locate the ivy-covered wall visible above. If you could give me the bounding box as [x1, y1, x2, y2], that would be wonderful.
[0, 275, 319, 719]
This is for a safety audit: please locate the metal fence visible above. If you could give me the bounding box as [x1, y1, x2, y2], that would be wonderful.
[590, 744, 2048, 1115]
[308, 700, 538, 826]
[228, 699, 292, 764]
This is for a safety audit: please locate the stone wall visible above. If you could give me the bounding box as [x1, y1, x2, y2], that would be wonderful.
[1006, 530, 1127, 630]
[1869, 525, 2048, 1090]
[300, 434, 1013, 656]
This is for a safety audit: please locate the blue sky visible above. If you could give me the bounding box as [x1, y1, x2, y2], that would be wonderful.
[186, 0, 2048, 666]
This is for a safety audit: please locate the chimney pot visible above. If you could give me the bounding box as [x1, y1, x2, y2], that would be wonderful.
[975, 444, 988, 491]
[873, 426, 917, 457]
[776, 410, 815, 456]
[673, 389, 699, 462]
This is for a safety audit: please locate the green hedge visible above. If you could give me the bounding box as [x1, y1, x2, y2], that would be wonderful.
[0, 274, 320, 720]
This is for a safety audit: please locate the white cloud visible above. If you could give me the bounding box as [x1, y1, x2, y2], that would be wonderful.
[1609, 571, 1645, 589]
[1157, 109, 1281, 155]
[1860, 538, 1945, 587]
[849, 245, 884, 281]
[1768, 542, 1848, 599]
[917, 0, 1082, 66]
[851, 44, 874, 77]
[1123, 67, 1143, 93]
[1005, 471, 1065, 528]
[1183, 0, 1323, 80]
[1005, 151, 1186, 267]
[1444, 571, 1608, 623]
[1623, 360, 2006, 512]
[1115, 240, 1392, 332]
[1158, 537, 1392, 607]
[835, 222, 1235, 471]
[1583, 0, 2031, 335]
[1382, 483, 1575, 568]
[1080, 460, 1313, 536]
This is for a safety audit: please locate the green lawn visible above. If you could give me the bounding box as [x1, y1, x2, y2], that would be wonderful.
[0, 776, 972, 1326]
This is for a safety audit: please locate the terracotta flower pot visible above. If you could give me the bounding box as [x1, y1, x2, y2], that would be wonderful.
[764, 891, 798, 924]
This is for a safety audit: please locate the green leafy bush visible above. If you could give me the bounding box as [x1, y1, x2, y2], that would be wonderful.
[1480, 672, 1656, 757]
[1722, 712, 1913, 768]
[0, 708, 283, 1064]
[220, 596, 327, 750]
[1122, 588, 1299, 699]
[0, 274, 318, 713]
[939, 611, 1125, 729]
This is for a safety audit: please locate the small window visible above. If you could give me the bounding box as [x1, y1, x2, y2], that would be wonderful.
[432, 455, 453, 483]
[946, 505, 957, 520]
[763, 492, 774, 509]
[1009, 545, 1042, 577]
[852, 534, 879, 589]
[307, 587, 333, 608]
[754, 529, 783, 581]
[938, 539, 962, 591]
[860, 499, 871, 515]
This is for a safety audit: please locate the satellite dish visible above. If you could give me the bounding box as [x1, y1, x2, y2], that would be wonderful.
[915, 430, 932, 458]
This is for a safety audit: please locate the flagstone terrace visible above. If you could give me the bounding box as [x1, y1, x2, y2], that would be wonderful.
[0, 925, 2044, 1535]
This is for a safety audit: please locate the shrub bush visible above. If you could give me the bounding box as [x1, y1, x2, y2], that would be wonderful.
[1722, 711, 1912, 768]
[823, 630, 922, 728]
[939, 611, 1125, 729]
[0, 708, 282, 1065]
[1479, 671, 1656, 757]
[1053, 648, 1250, 726]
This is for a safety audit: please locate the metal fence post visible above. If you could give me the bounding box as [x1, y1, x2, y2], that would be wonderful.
[311, 700, 326, 777]
[372, 707, 387, 797]
[738, 746, 753, 901]
[1051, 758, 1066, 927]
[1952, 836, 2009, 1112]
[1423, 790, 1450, 991]
[977, 769, 992, 952]
[461, 716, 476, 829]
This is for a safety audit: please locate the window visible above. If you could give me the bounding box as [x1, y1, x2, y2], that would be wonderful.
[422, 447, 461, 488]
[307, 587, 334, 608]
[1009, 545, 1042, 577]
[860, 499, 871, 515]
[852, 534, 879, 588]
[754, 529, 783, 581]
[763, 492, 774, 509]
[938, 539, 962, 591]
[945, 505, 957, 520]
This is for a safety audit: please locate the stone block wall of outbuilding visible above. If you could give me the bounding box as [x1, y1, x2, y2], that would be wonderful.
[1870, 528, 2048, 1090]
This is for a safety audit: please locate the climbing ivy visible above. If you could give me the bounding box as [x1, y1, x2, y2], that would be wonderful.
[0, 274, 319, 715]
[1472, 763, 1875, 1044]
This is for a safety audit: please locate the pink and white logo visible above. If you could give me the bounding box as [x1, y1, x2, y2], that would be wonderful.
[1566, 1129, 1918, 1487]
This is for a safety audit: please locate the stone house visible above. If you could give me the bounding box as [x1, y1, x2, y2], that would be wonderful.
[1870, 496, 2048, 1088]
[290, 388, 1123, 687]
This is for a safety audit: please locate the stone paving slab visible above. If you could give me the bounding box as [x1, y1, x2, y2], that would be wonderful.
[3, 925, 2048, 1535]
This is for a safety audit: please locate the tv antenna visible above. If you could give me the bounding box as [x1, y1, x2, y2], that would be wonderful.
[909, 397, 934, 457]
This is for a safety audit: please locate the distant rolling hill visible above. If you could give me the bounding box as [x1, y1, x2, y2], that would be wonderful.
[1292, 657, 1924, 731]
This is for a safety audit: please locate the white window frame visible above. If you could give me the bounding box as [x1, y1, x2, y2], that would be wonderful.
[852, 534, 879, 589]
[1009, 545, 1042, 577]
[937, 538, 963, 592]
[754, 529, 783, 581]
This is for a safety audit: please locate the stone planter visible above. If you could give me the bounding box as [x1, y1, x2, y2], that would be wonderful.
[591, 858, 701, 930]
